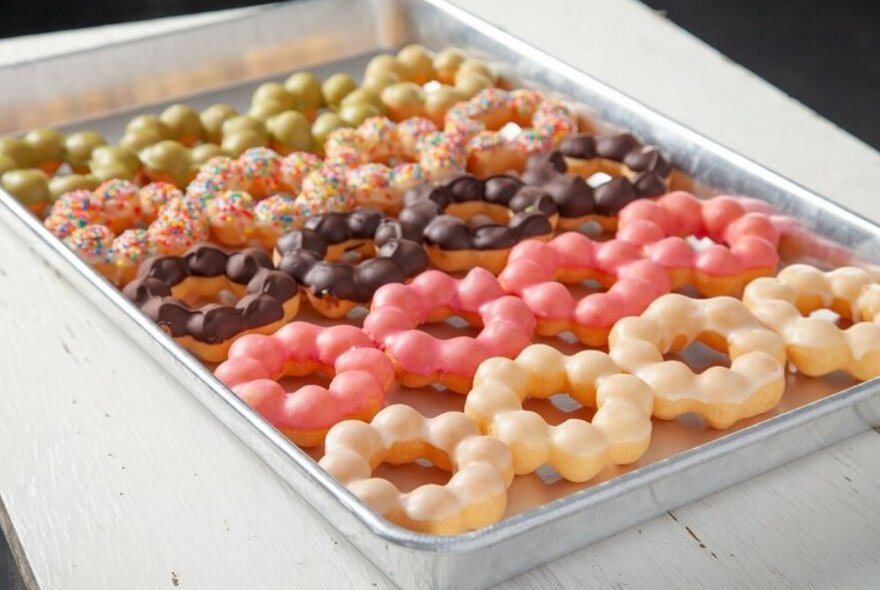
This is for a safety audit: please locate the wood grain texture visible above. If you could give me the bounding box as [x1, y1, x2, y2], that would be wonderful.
[0, 0, 879, 589]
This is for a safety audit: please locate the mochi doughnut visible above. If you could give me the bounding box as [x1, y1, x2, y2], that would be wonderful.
[319, 405, 514, 534]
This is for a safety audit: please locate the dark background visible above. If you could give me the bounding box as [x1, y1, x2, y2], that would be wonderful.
[0, 0, 878, 149]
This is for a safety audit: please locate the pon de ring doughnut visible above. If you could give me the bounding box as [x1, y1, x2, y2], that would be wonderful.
[498, 231, 672, 346]
[214, 322, 395, 447]
[319, 404, 514, 535]
[465, 345, 654, 482]
[615, 190, 786, 296]
[609, 293, 787, 429]
[363, 267, 537, 393]
[743, 263, 880, 380]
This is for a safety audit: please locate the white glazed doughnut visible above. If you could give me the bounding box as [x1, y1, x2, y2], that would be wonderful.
[743, 263, 880, 380]
[465, 344, 654, 482]
[319, 405, 514, 535]
[608, 293, 787, 428]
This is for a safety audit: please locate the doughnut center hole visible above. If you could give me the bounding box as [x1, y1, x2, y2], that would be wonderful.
[276, 370, 332, 391]
[417, 312, 484, 343]
[675, 412, 709, 429]
[340, 249, 367, 264]
[557, 331, 579, 344]
[522, 392, 596, 427]
[445, 201, 514, 225]
[180, 287, 242, 309]
[666, 337, 731, 371]
[330, 240, 374, 264]
[345, 306, 369, 321]
[414, 312, 484, 342]
[466, 213, 498, 228]
[565, 277, 608, 300]
[445, 315, 470, 329]
[535, 463, 563, 485]
[372, 446, 452, 493]
[574, 219, 605, 237]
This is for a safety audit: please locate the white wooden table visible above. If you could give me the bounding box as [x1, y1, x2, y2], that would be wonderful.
[1, 1, 879, 588]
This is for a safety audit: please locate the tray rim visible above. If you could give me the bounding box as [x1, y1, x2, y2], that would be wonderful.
[0, 0, 878, 559]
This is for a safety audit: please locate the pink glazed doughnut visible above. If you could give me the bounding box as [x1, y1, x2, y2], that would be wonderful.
[499, 232, 672, 346]
[615, 191, 783, 296]
[214, 322, 395, 447]
[363, 267, 536, 393]
[736, 195, 856, 267]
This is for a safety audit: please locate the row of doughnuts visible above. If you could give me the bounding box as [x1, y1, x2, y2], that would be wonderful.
[49, 122, 678, 291]
[0, 44, 499, 214]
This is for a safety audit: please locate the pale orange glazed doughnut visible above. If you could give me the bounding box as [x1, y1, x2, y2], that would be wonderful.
[609, 293, 787, 429]
[743, 263, 880, 380]
[319, 405, 514, 535]
[465, 345, 654, 482]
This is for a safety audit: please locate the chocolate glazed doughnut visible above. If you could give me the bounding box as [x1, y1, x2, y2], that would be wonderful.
[522, 132, 673, 231]
[275, 207, 429, 319]
[123, 244, 300, 363]
[386, 173, 558, 274]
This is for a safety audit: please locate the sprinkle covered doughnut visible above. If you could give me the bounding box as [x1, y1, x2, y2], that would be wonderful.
[45, 181, 188, 285]
[444, 88, 579, 177]
[319, 405, 514, 535]
[123, 244, 300, 362]
[615, 190, 784, 296]
[323, 116, 467, 212]
[499, 232, 672, 346]
[743, 264, 880, 380]
[188, 148, 354, 232]
[522, 134, 671, 231]
[274, 208, 429, 318]
[214, 322, 394, 446]
[609, 293, 787, 429]
[188, 150, 318, 200]
[187, 148, 355, 236]
[466, 345, 654, 482]
[62, 224, 115, 266]
[386, 173, 558, 274]
[147, 196, 211, 256]
[363, 267, 537, 393]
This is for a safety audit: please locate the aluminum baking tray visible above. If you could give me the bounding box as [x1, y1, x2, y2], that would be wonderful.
[2, 1, 880, 588]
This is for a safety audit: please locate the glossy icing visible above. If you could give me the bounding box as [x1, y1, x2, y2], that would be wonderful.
[743, 263, 880, 379]
[319, 404, 513, 534]
[215, 322, 394, 446]
[363, 267, 536, 392]
[465, 345, 654, 482]
[608, 293, 787, 429]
